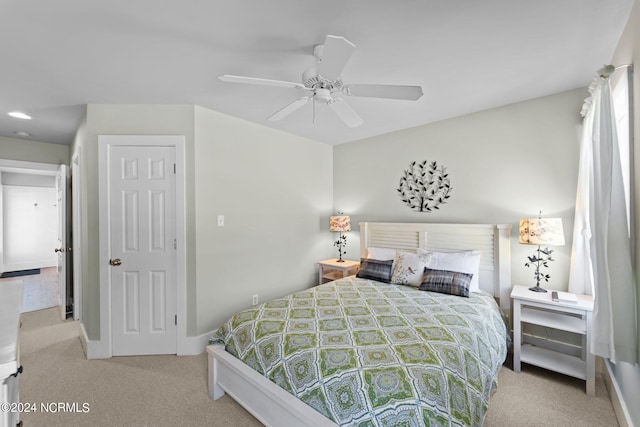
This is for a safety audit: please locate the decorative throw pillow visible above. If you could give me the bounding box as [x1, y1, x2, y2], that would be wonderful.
[356, 258, 394, 283]
[419, 267, 473, 297]
[390, 251, 432, 287]
[418, 249, 481, 292]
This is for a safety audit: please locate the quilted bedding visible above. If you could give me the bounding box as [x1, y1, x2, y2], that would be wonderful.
[211, 277, 507, 426]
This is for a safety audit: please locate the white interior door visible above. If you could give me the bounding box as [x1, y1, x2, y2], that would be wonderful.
[109, 145, 177, 356]
[56, 164, 69, 320]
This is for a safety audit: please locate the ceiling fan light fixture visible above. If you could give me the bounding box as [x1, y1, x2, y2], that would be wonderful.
[315, 88, 332, 103]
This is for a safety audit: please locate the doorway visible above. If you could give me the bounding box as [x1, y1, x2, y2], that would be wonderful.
[0, 159, 70, 315]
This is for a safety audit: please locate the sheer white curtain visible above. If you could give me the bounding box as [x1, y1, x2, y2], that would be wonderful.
[568, 66, 637, 363]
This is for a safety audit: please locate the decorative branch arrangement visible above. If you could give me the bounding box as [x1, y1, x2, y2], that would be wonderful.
[397, 160, 452, 212]
[524, 246, 555, 287]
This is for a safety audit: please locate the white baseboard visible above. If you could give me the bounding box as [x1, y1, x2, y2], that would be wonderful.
[79, 322, 214, 359]
[178, 330, 216, 356]
[79, 322, 110, 359]
[602, 359, 633, 427]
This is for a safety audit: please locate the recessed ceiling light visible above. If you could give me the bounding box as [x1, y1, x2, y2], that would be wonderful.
[15, 131, 31, 138]
[8, 111, 32, 120]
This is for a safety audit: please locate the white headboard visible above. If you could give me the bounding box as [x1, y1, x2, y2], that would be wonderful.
[359, 222, 511, 310]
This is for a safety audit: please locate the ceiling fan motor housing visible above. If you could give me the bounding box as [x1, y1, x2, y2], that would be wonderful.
[303, 67, 343, 92]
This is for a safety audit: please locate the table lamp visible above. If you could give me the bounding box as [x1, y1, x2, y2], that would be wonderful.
[330, 215, 350, 262]
[519, 216, 565, 292]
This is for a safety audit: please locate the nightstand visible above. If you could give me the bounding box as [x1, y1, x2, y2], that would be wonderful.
[511, 285, 595, 395]
[317, 259, 360, 285]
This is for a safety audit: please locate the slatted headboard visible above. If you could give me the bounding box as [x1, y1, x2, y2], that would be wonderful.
[359, 222, 512, 310]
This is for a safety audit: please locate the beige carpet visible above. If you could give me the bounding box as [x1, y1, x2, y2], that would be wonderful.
[18, 308, 619, 426]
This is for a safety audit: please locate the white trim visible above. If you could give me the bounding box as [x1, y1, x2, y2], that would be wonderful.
[98, 135, 186, 358]
[71, 149, 82, 321]
[79, 322, 110, 359]
[178, 330, 217, 356]
[602, 359, 633, 427]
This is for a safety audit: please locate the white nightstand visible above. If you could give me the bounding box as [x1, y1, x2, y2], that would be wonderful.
[317, 259, 360, 285]
[511, 285, 595, 395]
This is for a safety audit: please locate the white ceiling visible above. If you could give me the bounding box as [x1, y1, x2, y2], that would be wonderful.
[0, 0, 634, 146]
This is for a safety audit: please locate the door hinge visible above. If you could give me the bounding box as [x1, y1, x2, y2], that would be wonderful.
[173, 163, 176, 174]
[174, 239, 177, 250]
[175, 315, 177, 326]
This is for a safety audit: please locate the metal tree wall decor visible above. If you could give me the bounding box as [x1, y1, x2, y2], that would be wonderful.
[397, 160, 452, 212]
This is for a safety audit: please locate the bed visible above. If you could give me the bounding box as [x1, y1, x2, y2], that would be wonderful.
[207, 222, 511, 426]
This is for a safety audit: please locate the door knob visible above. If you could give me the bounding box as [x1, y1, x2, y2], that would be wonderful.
[109, 258, 122, 266]
[54, 247, 72, 253]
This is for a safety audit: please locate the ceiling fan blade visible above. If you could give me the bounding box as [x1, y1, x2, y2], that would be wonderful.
[343, 84, 423, 101]
[220, 75, 306, 90]
[327, 98, 363, 128]
[267, 97, 311, 121]
[317, 35, 356, 81]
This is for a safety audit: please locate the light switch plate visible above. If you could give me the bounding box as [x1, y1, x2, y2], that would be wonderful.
[217, 215, 224, 226]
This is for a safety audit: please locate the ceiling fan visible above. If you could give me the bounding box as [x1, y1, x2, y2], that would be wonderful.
[219, 35, 423, 128]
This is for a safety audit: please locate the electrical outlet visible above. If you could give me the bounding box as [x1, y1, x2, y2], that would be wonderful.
[252, 294, 259, 306]
[217, 215, 224, 226]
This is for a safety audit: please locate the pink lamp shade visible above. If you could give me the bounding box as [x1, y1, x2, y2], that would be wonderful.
[330, 215, 351, 232]
[519, 218, 565, 246]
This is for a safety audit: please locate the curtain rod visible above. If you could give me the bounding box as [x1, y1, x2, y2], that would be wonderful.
[599, 64, 632, 78]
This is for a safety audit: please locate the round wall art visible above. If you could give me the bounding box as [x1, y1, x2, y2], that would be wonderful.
[397, 160, 452, 212]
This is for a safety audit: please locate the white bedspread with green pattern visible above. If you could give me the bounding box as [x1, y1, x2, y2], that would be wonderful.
[211, 277, 507, 426]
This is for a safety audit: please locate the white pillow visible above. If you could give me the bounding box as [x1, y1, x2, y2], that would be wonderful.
[390, 251, 432, 287]
[366, 247, 397, 261]
[418, 249, 481, 292]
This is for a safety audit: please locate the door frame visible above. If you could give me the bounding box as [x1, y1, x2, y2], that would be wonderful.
[71, 149, 82, 321]
[56, 164, 70, 320]
[98, 135, 186, 357]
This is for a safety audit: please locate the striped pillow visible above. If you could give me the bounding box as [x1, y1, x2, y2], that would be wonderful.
[356, 258, 394, 283]
[419, 267, 473, 297]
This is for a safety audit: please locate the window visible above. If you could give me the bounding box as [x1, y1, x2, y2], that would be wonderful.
[612, 66, 634, 241]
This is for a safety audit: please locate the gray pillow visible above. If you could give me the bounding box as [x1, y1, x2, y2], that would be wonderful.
[356, 258, 394, 283]
[419, 267, 473, 297]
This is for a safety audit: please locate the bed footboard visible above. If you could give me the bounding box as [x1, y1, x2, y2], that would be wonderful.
[206, 344, 338, 427]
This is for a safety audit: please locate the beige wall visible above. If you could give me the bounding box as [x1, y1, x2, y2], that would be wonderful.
[75, 104, 196, 339]
[193, 106, 333, 333]
[73, 104, 333, 342]
[0, 136, 69, 165]
[334, 88, 584, 289]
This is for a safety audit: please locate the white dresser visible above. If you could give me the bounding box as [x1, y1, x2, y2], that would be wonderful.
[0, 280, 23, 427]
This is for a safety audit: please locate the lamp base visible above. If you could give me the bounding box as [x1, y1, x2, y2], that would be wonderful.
[336, 258, 345, 263]
[529, 286, 547, 293]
